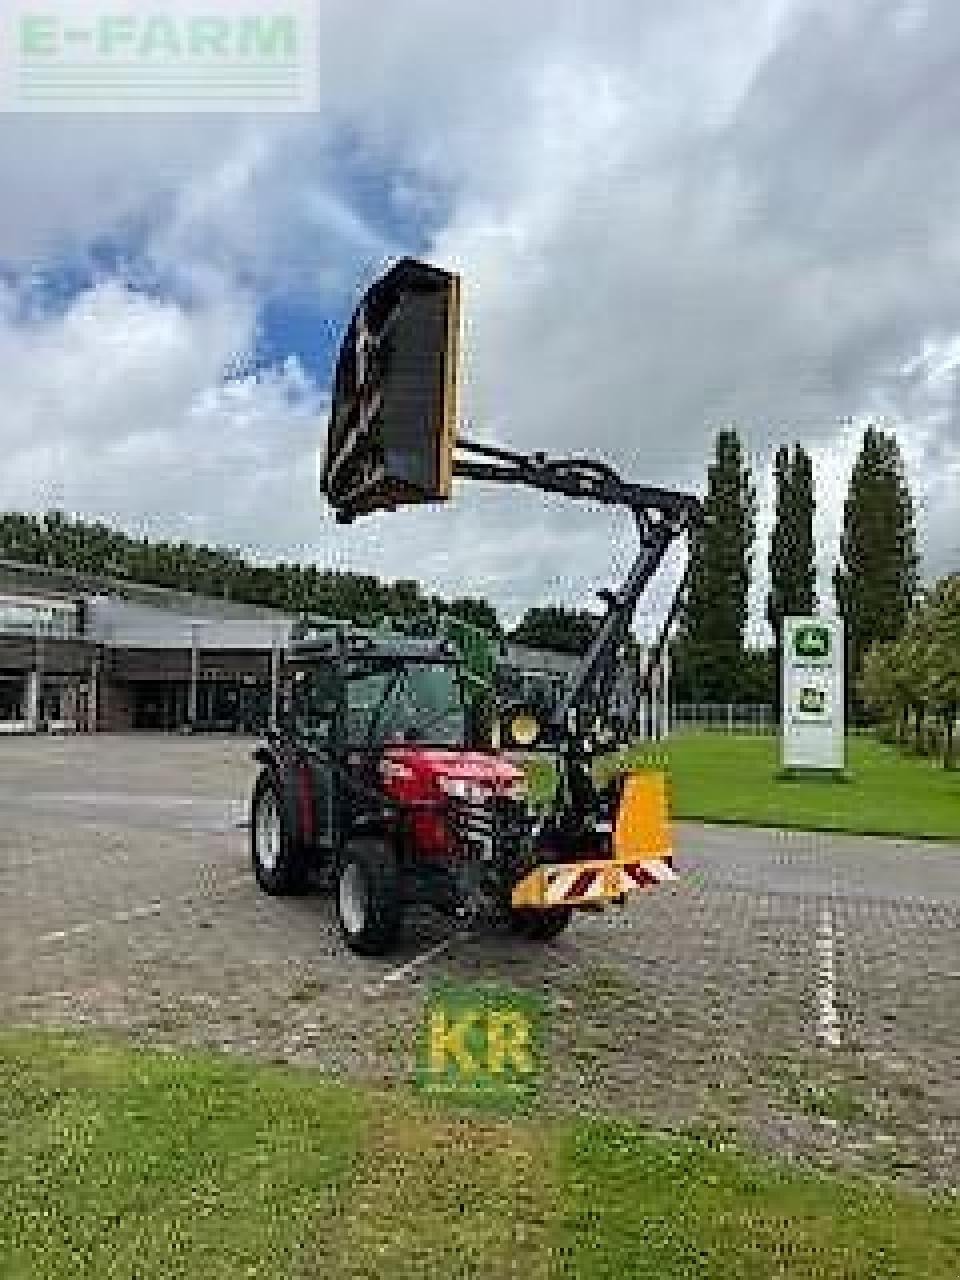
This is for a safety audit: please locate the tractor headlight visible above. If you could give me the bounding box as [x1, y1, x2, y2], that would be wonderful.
[437, 776, 496, 806]
[437, 776, 471, 800]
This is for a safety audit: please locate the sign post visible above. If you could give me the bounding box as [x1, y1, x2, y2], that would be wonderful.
[781, 617, 846, 773]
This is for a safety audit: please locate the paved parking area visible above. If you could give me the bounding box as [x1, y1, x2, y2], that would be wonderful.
[1, 734, 958, 1188]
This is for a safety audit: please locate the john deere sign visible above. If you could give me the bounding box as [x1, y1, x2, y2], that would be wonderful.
[782, 616, 845, 771]
[793, 624, 831, 660]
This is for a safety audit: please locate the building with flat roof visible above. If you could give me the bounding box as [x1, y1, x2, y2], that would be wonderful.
[0, 559, 291, 734]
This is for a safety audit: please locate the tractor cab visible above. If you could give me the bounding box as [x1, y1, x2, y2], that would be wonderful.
[288, 626, 471, 752]
[283, 625, 522, 831]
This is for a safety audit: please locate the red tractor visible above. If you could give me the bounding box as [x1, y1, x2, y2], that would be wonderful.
[252, 624, 572, 952]
[250, 258, 701, 954]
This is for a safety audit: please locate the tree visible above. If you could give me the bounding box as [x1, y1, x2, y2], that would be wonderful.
[446, 596, 502, 638]
[925, 575, 960, 769]
[834, 424, 918, 720]
[767, 443, 817, 720]
[859, 575, 960, 768]
[510, 606, 598, 656]
[0, 508, 502, 639]
[737, 646, 776, 705]
[677, 428, 757, 701]
[859, 639, 905, 742]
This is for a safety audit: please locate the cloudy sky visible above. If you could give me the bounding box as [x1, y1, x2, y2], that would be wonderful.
[2, 0, 959, 635]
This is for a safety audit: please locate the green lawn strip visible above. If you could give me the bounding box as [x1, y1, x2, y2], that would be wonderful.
[559, 1119, 960, 1279]
[3, 1030, 958, 1279]
[526, 734, 960, 840]
[308, 1095, 557, 1278]
[0, 1029, 364, 1279]
[649, 734, 960, 840]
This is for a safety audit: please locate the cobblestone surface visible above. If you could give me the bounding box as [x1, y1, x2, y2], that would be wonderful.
[1, 734, 957, 1188]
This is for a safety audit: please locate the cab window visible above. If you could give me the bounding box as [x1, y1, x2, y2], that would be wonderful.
[290, 665, 338, 747]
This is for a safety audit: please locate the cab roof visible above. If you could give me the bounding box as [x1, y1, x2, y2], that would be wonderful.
[288, 623, 457, 665]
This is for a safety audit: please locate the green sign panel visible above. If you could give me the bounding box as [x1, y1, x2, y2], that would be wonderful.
[797, 686, 827, 715]
[416, 981, 546, 1111]
[793, 624, 831, 660]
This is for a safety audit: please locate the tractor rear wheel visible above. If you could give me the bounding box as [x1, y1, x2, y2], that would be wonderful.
[251, 770, 307, 895]
[335, 838, 405, 955]
[509, 906, 573, 941]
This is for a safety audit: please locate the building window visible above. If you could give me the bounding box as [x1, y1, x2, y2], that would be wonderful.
[0, 676, 25, 722]
[0, 597, 77, 638]
[39, 678, 78, 726]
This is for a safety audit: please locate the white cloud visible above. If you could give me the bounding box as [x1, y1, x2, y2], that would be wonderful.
[0, 0, 957, 629]
[0, 281, 324, 548]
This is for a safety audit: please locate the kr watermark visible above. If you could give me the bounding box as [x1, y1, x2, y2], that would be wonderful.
[1, 1, 320, 112]
[416, 981, 546, 1111]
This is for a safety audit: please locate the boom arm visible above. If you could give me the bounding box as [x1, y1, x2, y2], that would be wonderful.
[452, 435, 701, 764]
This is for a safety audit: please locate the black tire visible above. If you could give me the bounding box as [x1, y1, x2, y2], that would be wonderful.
[250, 769, 307, 895]
[335, 838, 404, 955]
[509, 906, 574, 942]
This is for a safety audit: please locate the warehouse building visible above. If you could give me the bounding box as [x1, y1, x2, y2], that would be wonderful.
[0, 586, 95, 732]
[0, 560, 290, 734]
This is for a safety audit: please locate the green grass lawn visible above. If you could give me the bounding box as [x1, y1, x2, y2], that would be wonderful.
[2, 1029, 958, 1278]
[528, 733, 960, 841]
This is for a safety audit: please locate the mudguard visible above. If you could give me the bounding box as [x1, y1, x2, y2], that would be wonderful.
[252, 744, 313, 853]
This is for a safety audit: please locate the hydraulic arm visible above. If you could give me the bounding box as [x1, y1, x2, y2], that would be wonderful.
[452, 435, 702, 825]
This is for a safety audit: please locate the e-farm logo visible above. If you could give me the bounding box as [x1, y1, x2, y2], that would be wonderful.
[416, 981, 546, 1110]
[2, 1, 319, 112]
[794, 623, 831, 661]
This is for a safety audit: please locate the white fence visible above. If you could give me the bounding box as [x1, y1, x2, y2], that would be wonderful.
[670, 702, 775, 735]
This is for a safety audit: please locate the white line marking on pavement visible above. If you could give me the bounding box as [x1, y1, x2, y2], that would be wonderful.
[366, 938, 455, 995]
[816, 902, 841, 1047]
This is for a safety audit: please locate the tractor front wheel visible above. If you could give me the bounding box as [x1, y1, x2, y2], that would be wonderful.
[335, 838, 405, 955]
[509, 906, 573, 942]
[251, 770, 307, 895]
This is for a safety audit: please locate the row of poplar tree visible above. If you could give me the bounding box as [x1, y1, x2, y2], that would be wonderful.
[673, 423, 926, 722]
